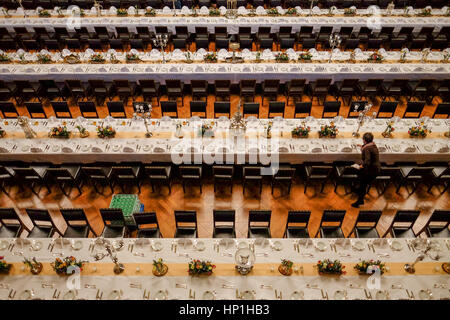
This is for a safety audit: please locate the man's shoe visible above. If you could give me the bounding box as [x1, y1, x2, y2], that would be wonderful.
[351, 201, 363, 208]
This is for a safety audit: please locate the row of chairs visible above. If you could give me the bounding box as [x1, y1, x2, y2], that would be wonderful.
[1, 207, 448, 239]
[1, 98, 449, 120]
[1, 162, 449, 197]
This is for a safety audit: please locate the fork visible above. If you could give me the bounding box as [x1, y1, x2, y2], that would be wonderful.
[260, 285, 273, 289]
[175, 283, 187, 289]
[96, 289, 103, 300]
[53, 289, 60, 299]
[8, 289, 16, 300]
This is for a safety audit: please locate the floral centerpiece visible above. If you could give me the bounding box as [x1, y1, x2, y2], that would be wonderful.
[445, 128, 450, 138]
[266, 8, 279, 16]
[344, 7, 356, 15]
[200, 123, 215, 137]
[38, 9, 51, 17]
[298, 52, 312, 62]
[291, 123, 310, 138]
[204, 52, 217, 63]
[0, 256, 11, 274]
[49, 125, 71, 138]
[317, 259, 346, 275]
[275, 52, 289, 63]
[278, 259, 293, 276]
[191, 8, 198, 17]
[382, 121, 395, 138]
[209, 8, 220, 16]
[97, 125, 116, 138]
[37, 53, 52, 64]
[318, 123, 338, 138]
[23, 257, 43, 275]
[354, 260, 386, 275]
[184, 51, 193, 63]
[117, 8, 128, 16]
[126, 52, 141, 63]
[399, 48, 409, 63]
[367, 52, 384, 63]
[145, 8, 156, 16]
[90, 53, 105, 63]
[255, 51, 262, 62]
[285, 8, 297, 15]
[51, 256, 85, 275]
[0, 127, 5, 138]
[76, 125, 89, 138]
[152, 258, 168, 276]
[408, 123, 430, 138]
[417, 7, 431, 16]
[188, 259, 215, 276]
[264, 121, 273, 138]
[0, 53, 11, 63]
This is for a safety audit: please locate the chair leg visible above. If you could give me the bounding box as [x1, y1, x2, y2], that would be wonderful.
[182, 181, 186, 193]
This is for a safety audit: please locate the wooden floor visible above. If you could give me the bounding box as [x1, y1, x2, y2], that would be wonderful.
[3, 92, 449, 239]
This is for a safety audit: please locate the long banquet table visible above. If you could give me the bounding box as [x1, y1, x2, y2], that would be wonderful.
[0, 238, 449, 300]
[0, 118, 449, 164]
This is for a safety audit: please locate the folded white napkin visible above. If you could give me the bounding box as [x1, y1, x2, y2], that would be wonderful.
[153, 146, 165, 153]
[0, 147, 9, 153]
[437, 144, 449, 153]
[91, 146, 103, 153]
[123, 146, 134, 153]
[199, 6, 209, 14]
[403, 145, 416, 153]
[278, 146, 289, 153]
[311, 147, 322, 153]
[62, 147, 73, 153]
[340, 146, 352, 153]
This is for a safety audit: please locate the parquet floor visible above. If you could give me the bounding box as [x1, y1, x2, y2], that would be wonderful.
[2, 91, 448, 239]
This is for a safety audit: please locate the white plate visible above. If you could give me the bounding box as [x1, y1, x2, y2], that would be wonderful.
[334, 290, 347, 300]
[154, 290, 167, 300]
[63, 290, 76, 300]
[241, 291, 255, 300]
[315, 241, 327, 251]
[418, 290, 432, 300]
[72, 240, 83, 251]
[81, 145, 90, 152]
[389, 240, 402, 251]
[202, 291, 215, 300]
[151, 241, 163, 252]
[143, 145, 151, 152]
[19, 290, 33, 300]
[272, 241, 283, 251]
[194, 241, 205, 251]
[0, 240, 9, 250]
[328, 145, 337, 152]
[291, 291, 304, 300]
[352, 241, 365, 251]
[107, 290, 121, 300]
[113, 145, 121, 152]
[21, 146, 30, 152]
[375, 290, 389, 300]
[52, 145, 60, 152]
[30, 240, 43, 251]
[424, 145, 432, 152]
[237, 241, 248, 249]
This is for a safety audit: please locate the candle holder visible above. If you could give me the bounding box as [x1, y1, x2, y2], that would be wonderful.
[352, 103, 373, 137]
[328, 33, 341, 63]
[404, 240, 432, 274]
[93, 0, 102, 16]
[152, 34, 169, 63]
[17, 0, 28, 18]
[132, 102, 153, 138]
[92, 238, 125, 274]
[225, 0, 238, 19]
[172, 0, 177, 16]
[307, 0, 316, 16]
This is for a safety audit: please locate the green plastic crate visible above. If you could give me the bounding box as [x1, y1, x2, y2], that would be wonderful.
[109, 194, 141, 226]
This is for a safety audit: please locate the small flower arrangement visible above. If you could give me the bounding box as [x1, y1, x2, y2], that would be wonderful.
[117, 8, 128, 16]
[265, 122, 272, 138]
[23, 257, 43, 275]
[191, 8, 198, 17]
[344, 8, 356, 16]
[145, 8, 156, 16]
[0, 53, 11, 63]
[275, 52, 289, 63]
[354, 260, 386, 275]
[184, 51, 193, 63]
[298, 52, 312, 61]
[266, 8, 279, 16]
[367, 52, 384, 63]
[49, 125, 71, 138]
[52, 256, 85, 275]
[255, 51, 261, 62]
[382, 121, 395, 138]
[38, 9, 51, 17]
[200, 123, 215, 137]
[399, 48, 409, 62]
[278, 259, 293, 276]
[37, 53, 52, 64]
[188, 259, 215, 276]
[291, 123, 310, 138]
[317, 259, 346, 275]
[126, 52, 140, 62]
[152, 258, 168, 276]
[408, 123, 430, 138]
[0, 127, 5, 138]
[204, 52, 218, 63]
[90, 53, 105, 63]
[76, 125, 89, 138]
[417, 7, 431, 17]
[318, 123, 338, 138]
[97, 125, 116, 138]
[285, 8, 297, 16]
[0, 256, 11, 274]
[209, 8, 220, 16]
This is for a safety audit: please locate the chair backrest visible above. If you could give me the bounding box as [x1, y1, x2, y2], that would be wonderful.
[432, 103, 450, 118]
[268, 102, 285, 117]
[243, 103, 259, 117]
[320, 210, 346, 227]
[12, 167, 39, 178]
[174, 210, 197, 227]
[179, 166, 201, 177]
[213, 165, 233, 177]
[248, 210, 271, 226]
[214, 101, 230, 117]
[286, 210, 311, 226]
[309, 165, 333, 177]
[133, 212, 159, 229]
[60, 208, 88, 226]
[243, 166, 261, 177]
[78, 101, 98, 118]
[322, 101, 341, 117]
[100, 208, 124, 226]
[0, 101, 18, 118]
[46, 168, 73, 179]
[107, 101, 126, 118]
[190, 101, 207, 116]
[392, 210, 420, 225]
[315, 79, 332, 87]
[81, 167, 107, 178]
[213, 210, 235, 226]
[0, 208, 22, 227]
[275, 167, 295, 178]
[145, 166, 170, 178]
[25, 102, 46, 118]
[111, 166, 137, 178]
[377, 101, 398, 117]
[50, 101, 71, 118]
[26, 209, 52, 227]
[355, 210, 382, 226]
[426, 210, 450, 228]
[160, 101, 178, 117]
[166, 79, 181, 89]
[403, 101, 425, 118]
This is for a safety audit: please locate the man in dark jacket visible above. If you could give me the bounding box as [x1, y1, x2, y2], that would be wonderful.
[351, 132, 381, 208]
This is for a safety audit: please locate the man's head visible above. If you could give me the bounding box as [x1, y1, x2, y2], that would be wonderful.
[363, 132, 374, 144]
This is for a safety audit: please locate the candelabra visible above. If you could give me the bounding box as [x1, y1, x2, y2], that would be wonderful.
[225, 0, 238, 19]
[152, 34, 169, 63]
[404, 240, 432, 274]
[17, 0, 28, 17]
[352, 103, 373, 137]
[93, 0, 102, 17]
[308, 0, 316, 16]
[386, 2, 395, 15]
[1, 8, 10, 17]
[172, 0, 177, 16]
[17, 116, 37, 139]
[328, 33, 341, 63]
[421, 48, 431, 63]
[230, 100, 246, 135]
[132, 102, 152, 138]
[92, 238, 125, 274]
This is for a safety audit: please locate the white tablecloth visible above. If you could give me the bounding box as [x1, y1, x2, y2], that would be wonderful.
[0, 238, 449, 300]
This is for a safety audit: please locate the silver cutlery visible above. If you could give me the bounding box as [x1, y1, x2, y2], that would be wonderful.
[221, 252, 233, 257]
[275, 289, 283, 300]
[84, 284, 96, 289]
[189, 289, 196, 299]
[348, 283, 362, 289]
[130, 283, 142, 289]
[8, 289, 16, 300]
[175, 283, 187, 289]
[260, 285, 273, 289]
[133, 252, 145, 257]
[364, 289, 372, 300]
[391, 284, 403, 289]
[377, 253, 390, 258]
[321, 289, 328, 300]
[306, 283, 319, 289]
[143, 289, 150, 300]
[0, 283, 9, 289]
[96, 289, 103, 300]
[255, 252, 268, 257]
[52, 289, 60, 299]
[222, 284, 235, 289]
[42, 283, 54, 289]
[177, 252, 189, 257]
